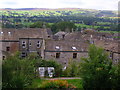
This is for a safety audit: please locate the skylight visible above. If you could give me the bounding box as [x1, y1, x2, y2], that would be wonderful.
[55, 46, 60, 49]
[8, 32, 11, 35]
[0, 32, 3, 34]
[72, 46, 76, 50]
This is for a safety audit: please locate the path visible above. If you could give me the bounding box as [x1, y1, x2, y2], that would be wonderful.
[44, 77, 81, 80]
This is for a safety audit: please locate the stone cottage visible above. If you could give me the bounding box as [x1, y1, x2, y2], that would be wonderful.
[0, 28, 119, 66]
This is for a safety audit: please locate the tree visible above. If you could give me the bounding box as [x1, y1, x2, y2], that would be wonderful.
[51, 21, 76, 33]
[79, 45, 113, 90]
[62, 59, 79, 77]
[111, 62, 120, 90]
[2, 52, 38, 88]
[29, 21, 50, 28]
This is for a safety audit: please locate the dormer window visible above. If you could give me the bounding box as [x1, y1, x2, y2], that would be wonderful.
[22, 41, 26, 48]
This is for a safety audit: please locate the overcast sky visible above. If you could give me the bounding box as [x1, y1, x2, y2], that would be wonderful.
[0, 0, 119, 10]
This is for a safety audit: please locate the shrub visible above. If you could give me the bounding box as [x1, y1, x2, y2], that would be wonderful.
[38, 80, 76, 89]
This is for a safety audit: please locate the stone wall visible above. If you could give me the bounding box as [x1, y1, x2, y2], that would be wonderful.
[45, 51, 88, 67]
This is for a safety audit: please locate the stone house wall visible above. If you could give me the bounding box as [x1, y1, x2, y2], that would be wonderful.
[44, 51, 88, 67]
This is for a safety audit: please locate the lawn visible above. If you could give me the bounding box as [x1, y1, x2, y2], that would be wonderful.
[65, 79, 83, 88]
[29, 78, 83, 89]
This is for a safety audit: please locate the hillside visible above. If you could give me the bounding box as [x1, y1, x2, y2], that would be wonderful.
[1, 8, 117, 17]
[1, 8, 118, 32]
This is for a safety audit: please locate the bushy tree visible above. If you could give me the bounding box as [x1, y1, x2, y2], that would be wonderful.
[51, 21, 76, 33]
[30, 21, 50, 28]
[62, 59, 79, 77]
[2, 52, 38, 88]
[111, 62, 120, 90]
[79, 45, 113, 90]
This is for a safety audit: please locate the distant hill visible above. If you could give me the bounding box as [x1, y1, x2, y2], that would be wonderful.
[2, 8, 50, 10]
[1, 8, 117, 17]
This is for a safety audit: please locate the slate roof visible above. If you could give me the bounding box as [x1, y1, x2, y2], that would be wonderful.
[45, 40, 89, 51]
[0, 28, 49, 40]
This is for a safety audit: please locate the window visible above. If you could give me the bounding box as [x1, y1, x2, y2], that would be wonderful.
[21, 52, 27, 57]
[110, 52, 113, 58]
[37, 41, 40, 43]
[37, 41, 40, 48]
[29, 43, 31, 46]
[81, 48, 84, 51]
[22, 41, 26, 48]
[37, 52, 41, 57]
[6, 47, 10, 51]
[56, 53, 60, 58]
[62, 34, 65, 39]
[73, 53, 77, 58]
[3, 56, 5, 60]
[37, 44, 40, 48]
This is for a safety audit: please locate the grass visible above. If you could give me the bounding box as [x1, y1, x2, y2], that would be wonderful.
[29, 78, 83, 88]
[28, 78, 45, 88]
[65, 79, 83, 88]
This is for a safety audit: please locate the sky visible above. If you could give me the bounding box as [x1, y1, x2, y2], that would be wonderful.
[0, 0, 119, 10]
